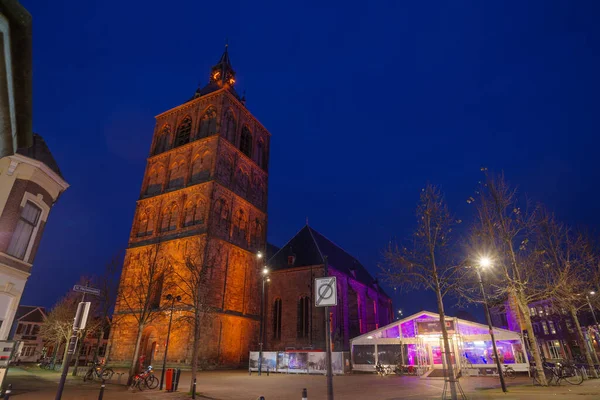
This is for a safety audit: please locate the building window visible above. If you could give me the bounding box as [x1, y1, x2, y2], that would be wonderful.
[32, 324, 40, 335]
[240, 126, 252, 157]
[191, 153, 210, 183]
[136, 210, 154, 237]
[198, 108, 217, 138]
[168, 160, 186, 189]
[153, 125, 170, 155]
[548, 340, 561, 359]
[146, 167, 164, 195]
[174, 116, 192, 147]
[541, 321, 549, 335]
[297, 296, 310, 339]
[7, 201, 42, 260]
[565, 319, 575, 333]
[537, 307, 544, 317]
[533, 323, 540, 334]
[233, 209, 247, 240]
[16, 323, 24, 334]
[544, 305, 551, 315]
[160, 203, 179, 232]
[223, 109, 236, 142]
[273, 298, 282, 340]
[149, 274, 164, 309]
[183, 199, 205, 227]
[548, 320, 557, 334]
[529, 307, 536, 317]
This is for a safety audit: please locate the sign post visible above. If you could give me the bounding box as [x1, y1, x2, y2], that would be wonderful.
[55, 298, 92, 400]
[315, 257, 336, 400]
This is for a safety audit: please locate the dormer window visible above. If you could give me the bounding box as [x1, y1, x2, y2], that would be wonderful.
[288, 255, 295, 266]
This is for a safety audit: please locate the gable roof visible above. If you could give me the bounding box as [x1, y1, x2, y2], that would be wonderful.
[15, 305, 46, 323]
[17, 133, 63, 178]
[268, 225, 387, 296]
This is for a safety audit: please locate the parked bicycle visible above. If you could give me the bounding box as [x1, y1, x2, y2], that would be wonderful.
[38, 358, 61, 371]
[530, 359, 583, 386]
[130, 365, 159, 391]
[374, 362, 393, 377]
[502, 364, 515, 379]
[83, 361, 114, 382]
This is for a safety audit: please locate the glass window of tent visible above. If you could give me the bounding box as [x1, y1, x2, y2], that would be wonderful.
[462, 341, 519, 365]
[353, 345, 375, 365]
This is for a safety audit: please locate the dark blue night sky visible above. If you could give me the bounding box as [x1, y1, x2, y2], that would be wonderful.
[20, 0, 600, 321]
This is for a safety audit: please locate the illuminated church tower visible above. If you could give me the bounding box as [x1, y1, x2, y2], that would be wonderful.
[111, 46, 270, 367]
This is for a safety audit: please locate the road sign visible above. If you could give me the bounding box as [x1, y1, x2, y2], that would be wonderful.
[315, 276, 337, 307]
[73, 285, 101, 296]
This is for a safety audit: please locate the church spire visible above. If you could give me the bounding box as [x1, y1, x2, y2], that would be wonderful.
[210, 44, 236, 87]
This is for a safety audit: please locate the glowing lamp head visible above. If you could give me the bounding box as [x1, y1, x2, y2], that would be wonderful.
[591, 291, 596, 296]
[479, 257, 492, 268]
[257, 251, 263, 259]
[262, 267, 269, 275]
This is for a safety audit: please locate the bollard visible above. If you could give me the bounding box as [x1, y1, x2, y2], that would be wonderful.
[192, 378, 197, 399]
[97, 380, 106, 400]
[4, 384, 12, 400]
[174, 368, 181, 391]
[302, 387, 307, 400]
[258, 397, 265, 400]
[267, 366, 269, 376]
[116, 372, 125, 384]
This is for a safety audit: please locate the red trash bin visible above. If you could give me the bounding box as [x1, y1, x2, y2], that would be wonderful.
[165, 368, 174, 391]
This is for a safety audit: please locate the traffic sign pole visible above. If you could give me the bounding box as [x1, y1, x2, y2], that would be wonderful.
[323, 256, 333, 400]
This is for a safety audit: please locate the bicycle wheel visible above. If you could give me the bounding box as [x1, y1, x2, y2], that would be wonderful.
[563, 366, 583, 385]
[101, 368, 114, 381]
[504, 367, 515, 379]
[145, 374, 158, 389]
[83, 369, 93, 382]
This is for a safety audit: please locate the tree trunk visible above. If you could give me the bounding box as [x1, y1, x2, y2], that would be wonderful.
[516, 292, 548, 385]
[128, 324, 145, 385]
[93, 327, 105, 363]
[570, 307, 598, 378]
[190, 310, 201, 394]
[587, 328, 600, 365]
[435, 285, 458, 399]
[72, 331, 87, 376]
[61, 337, 69, 369]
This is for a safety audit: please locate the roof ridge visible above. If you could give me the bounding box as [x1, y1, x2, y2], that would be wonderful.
[306, 226, 325, 263]
[308, 226, 364, 268]
[267, 225, 311, 264]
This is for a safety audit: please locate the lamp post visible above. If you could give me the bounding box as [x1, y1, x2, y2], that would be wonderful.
[159, 294, 181, 390]
[258, 267, 269, 376]
[476, 257, 507, 393]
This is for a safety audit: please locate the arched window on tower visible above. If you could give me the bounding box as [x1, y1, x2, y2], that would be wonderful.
[273, 298, 282, 340]
[168, 160, 186, 189]
[146, 166, 164, 195]
[183, 198, 205, 227]
[174, 116, 192, 147]
[213, 198, 229, 227]
[256, 139, 265, 169]
[240, 126, 252, 157]
[233, 209, 247, 241]
[252, 219, 262, 249]
[160, 203, 179, 232]
[191, 152, 211, 183]
[198, 107, 217, 138]
[297, 296, 310, 339]
[154, 125, 171, 155]
[136, 211, 149, 237]
[223, 110, 237, 143]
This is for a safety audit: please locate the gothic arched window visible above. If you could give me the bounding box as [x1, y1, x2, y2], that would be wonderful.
[154, 125, 171, 155]
[297, 296, 310, 339]
[174, 116, 192, 147]
[233, 209, 247, 240]
[168, 160, 186, 189]
[191, 152, 210, 183]
[136, 211, 149, 237]
[240, 126, 252, 157]
[256, 139, 265, 169]
[198, 107, 217, 138]
[160, 203, 179, 232]
[273, 298, 282, 340]
[146, 166, 165, 195]
[223, 109, 236, 143]
[183, 198, 205, 227]
[252, 219, 263, 249]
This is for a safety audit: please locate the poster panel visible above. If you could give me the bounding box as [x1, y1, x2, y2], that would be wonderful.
[248, 351, 259, 371]
[288, 352, 308, 373]
[308, 352, 327, 374]
[263, 352, 277, 372]
[276, 351, 289, 373]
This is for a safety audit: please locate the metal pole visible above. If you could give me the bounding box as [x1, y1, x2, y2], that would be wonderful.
[97, 380, 105, 400]
[258, 275, 265, 376]
[586, 295, 600, 362]
[323, 255, 334, 400]
[55, 329, 79, 400]
[159, 297, 176, 390]
[192, 378, 197, 399]
[477, 269, 507, 393]
[4, 383, 12, 400]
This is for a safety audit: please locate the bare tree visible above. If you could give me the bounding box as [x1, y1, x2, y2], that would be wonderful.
[114, 242, 172, 382]
[40, 294, 78, 365]
[468, 172, 550, 385]
[171, 237, 221, 393]
[536, 210, 599, 376]
[381, 184, 461, 400]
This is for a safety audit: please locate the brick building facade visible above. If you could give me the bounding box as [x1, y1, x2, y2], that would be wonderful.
[110, 46, 270, 368]
[264, 225, 392, 352]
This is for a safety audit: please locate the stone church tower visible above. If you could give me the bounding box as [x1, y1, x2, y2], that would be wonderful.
[110, 46, 270, 368]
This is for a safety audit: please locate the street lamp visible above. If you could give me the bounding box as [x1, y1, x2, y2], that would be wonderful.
[258, 267, 270, 376]
[475, 257, 507, 393]
[159, 293, 181, 390]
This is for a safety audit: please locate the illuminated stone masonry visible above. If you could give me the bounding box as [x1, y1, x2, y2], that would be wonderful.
[110, 46, 270, 368]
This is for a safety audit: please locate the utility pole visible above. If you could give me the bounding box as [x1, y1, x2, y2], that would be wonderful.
[323, 255, 333, 400]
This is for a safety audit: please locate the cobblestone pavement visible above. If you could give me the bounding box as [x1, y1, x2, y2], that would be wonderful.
[4, 366, 600, 399]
